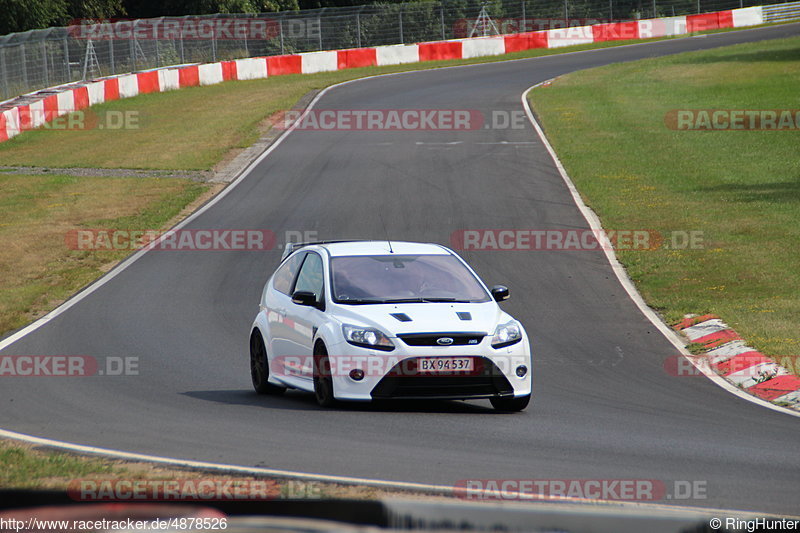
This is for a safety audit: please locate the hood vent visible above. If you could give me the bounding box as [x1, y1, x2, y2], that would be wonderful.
[456, 312, 472, 321]
[390, 313, 412, 322]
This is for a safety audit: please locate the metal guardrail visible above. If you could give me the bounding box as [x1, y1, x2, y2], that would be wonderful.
[0, 0, 795, 103]
[762, 0, 800, 20]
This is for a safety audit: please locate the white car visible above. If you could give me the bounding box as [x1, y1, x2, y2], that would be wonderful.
[249, 241, 532, 411]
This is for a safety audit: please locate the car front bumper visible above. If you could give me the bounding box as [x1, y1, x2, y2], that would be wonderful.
[326, 337, 532, 402]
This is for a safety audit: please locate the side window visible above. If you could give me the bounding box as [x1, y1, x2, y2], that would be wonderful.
[272, 252, 305, 295]
[293, 253, 324, 302]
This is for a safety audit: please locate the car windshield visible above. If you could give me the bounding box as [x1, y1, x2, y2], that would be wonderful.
[330, 254, 491, 304]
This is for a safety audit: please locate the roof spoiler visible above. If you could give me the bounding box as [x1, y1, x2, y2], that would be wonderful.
[280, 240, 365, 262]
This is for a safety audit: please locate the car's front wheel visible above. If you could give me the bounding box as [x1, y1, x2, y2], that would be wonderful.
[490, 394, 530, 412]
[313, 344, 335, 407]
[250, 330, 285, 395]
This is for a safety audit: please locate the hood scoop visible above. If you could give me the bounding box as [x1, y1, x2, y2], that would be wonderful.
[390, 313, 412, 322]
[456, 312, 472, 321]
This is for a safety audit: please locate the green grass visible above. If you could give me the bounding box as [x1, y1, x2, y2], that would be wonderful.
[0, 439, 393, 499]
[529, 36, 800, 360]
[0, 174, 209, 337]
[0, 25, 768, 170]
[0, 441, 123, 488]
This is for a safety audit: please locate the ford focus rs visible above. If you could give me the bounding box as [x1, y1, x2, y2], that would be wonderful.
[249, 241, 532, 411]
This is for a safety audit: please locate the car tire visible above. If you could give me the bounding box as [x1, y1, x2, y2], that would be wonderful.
[490, 394, 530, 412]
[250, 330, 285, 395]
[313, 344, 336, 407]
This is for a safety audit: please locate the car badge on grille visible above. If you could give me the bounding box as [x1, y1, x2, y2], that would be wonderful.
[437, 337, 454, 346]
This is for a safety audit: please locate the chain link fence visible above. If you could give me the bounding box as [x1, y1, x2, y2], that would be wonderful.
[0, 0, 789, 102]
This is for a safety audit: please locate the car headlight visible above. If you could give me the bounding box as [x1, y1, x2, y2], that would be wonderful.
[342, 325, 395, 351]
[491, 321, 522, 348]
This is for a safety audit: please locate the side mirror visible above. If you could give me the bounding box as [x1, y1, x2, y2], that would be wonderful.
[491, 285, 510, 302]
[292, 290, 318, 307]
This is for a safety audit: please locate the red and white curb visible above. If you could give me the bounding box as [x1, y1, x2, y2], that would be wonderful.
[674, 315, 800, 410]
[0, 5, 766, 143]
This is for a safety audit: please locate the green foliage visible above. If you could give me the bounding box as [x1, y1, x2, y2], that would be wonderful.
[0, 0, 68, 34]
[256, 0, 300, 11]
[0, 0, 126, 34]
[65, 0, 126, 19]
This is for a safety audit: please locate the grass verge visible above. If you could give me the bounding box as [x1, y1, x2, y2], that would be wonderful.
[529, 35, 800, 361]
[0, 173, 214, 337]
[0, 438, 426, 500]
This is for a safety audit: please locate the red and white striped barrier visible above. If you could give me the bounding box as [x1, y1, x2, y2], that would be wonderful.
[674, 315, 800, 409]
[0, 5, 765, 143]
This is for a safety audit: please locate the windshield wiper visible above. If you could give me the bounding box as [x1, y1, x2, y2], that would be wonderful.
[336, 298, 390, 305]
[380, 297, 474, 303]
[337, 297, 476, 305]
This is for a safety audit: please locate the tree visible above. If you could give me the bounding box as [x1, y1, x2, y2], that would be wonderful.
[0, 0, 67, 34]
[0, 0, 128, 34]
[256, 0, 300, 11]
[65, 0, 126, 20]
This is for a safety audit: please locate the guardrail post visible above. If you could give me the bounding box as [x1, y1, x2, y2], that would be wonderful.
[63, 36, 69, 79]
[20, 43, 28, 90]
[399, 4, 404, 43]
[522, 0, 527, 31]
[440, 1, 446, 40]
[130, 36, 136, 71]
[109, 38, 115, 74]
[42, 40, 49, 87]
[279, 18, 284, 55]
[244, 16, 250, 57]
[0, 47, 8, 100]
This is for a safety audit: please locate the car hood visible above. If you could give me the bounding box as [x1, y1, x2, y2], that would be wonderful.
[332, 301, 510, 336]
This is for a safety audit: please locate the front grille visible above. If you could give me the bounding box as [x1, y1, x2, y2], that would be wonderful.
[397, 332, 486, 346]
[370, 357, 513, 399]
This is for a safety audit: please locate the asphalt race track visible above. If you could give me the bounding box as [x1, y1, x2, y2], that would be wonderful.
[2, 23, 799, 515]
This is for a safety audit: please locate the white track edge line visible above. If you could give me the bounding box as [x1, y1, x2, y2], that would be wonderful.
[0, 428, 782, 518]
[521, 84, 800, 419]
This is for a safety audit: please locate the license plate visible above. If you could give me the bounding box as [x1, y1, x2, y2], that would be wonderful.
[417, 357, 474, 373]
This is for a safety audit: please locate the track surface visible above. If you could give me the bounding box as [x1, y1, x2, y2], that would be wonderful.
[2, 24, 799, 515]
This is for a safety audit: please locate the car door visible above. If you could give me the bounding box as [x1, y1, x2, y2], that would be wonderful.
[264, 252, 305, 369]
[283, 251, 326, 381]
